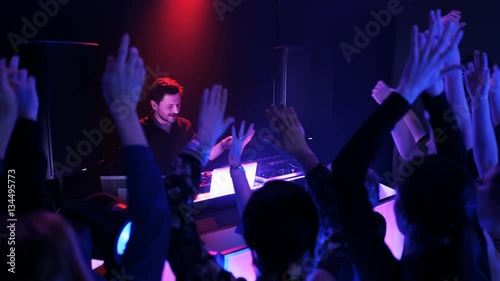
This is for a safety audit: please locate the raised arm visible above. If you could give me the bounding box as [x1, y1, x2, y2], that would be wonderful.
[0, 59, 17, 163]
[101, 34, 170, 281]
[265, 105, 326, 216]
[209, 135, 232, 161]
[403, 110, 428, 144]
[442, 11, 472, 150]
[228, 121, 255, 216]
[333, 11, 463, 280]
[489, 65, 500, 161]
[265, 106, 342, 233]
[266, 105, 355, 281]
[422, 90, 469, 163]
[332, 93, 410, 281]
[165, 85, 238, 280]
[2, 55, 47, 214]
[464, 51, 498, 178]
[372, 80, 426, 160]
[419, 17, 468, 166]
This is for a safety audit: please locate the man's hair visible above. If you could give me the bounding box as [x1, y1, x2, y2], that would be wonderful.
[242, 180, 319, 277]
[149, 77, 184, 104]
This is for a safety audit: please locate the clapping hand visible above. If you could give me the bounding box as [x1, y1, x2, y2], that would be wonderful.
[441, 10, 465, 66]
[441, 10, 466, 34]
[419, 32, 444, 96]
[396, 10, 463, 104]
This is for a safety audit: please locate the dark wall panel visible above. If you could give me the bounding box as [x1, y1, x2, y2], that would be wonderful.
[1, 0, 407, 176]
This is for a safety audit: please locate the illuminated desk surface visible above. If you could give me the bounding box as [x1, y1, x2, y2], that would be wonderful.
[101, 175, 396, 202]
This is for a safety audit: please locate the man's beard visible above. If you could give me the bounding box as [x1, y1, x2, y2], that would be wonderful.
[158, 112, 177, 123]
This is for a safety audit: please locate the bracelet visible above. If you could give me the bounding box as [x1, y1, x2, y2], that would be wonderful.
[230, 164, 246, 174]
[183, 137, 211, 166]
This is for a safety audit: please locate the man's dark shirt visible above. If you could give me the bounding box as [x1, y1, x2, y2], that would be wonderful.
[140, 111, 195, 175]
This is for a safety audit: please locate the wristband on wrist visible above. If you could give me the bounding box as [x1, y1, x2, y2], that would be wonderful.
[184, 137, 211, 166]
[230, 164, 246, 174]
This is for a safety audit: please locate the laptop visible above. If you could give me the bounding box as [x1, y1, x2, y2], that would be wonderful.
[203, 162, 258, 200]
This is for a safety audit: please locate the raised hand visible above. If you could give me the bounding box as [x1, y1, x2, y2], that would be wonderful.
[489, 64, 500, 96]
[490, 64, 500, 126]
[7, 56, 38, 121]
[0, 58, 17, 121]
[0, 58, 18, 159]
[442, 11, 465, 67]
[220, 136, 233, 151]
[196, 84, 235, 147]
[419, 33, 444, 96]
[266, 104, 320, 172]
[464, 50, 490, 100]
[266, 104, 309, 156]
[102, 34, 148, 146]
[396, 9, 464, 104]
[102, 34, 146, 116]
[465, 51, 498, 178]
[441, 10, 466, 34]
[228, 121, 255, 165]
[371, 80, 395, 104]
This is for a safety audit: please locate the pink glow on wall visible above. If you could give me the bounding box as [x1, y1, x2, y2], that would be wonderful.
[374, 198, 405, 259]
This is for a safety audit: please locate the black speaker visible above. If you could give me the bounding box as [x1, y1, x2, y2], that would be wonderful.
[18, 41, 106, 179]
[274, 46, 335, 163]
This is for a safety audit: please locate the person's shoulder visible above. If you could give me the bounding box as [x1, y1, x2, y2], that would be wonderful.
[176, 117, 193, 129]
[140, 114, 151, 126]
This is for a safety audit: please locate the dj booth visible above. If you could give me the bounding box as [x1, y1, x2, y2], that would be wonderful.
[97, 154, 402, 280]
[100, 154, 306, 233]
[42, 152, 401, 280]
[97, 154, 308, 280]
